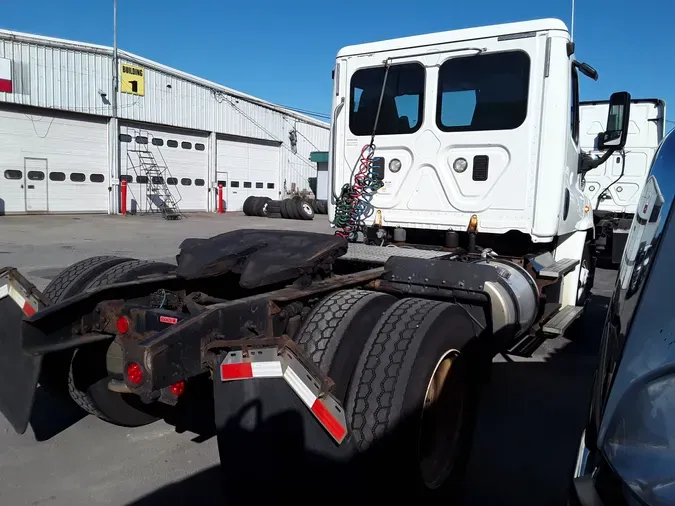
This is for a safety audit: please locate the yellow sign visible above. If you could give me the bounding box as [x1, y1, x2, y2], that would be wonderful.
[120, 64, 145, 96]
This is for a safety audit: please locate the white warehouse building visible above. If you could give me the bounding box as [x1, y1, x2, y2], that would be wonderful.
[0, 30, 329, 215]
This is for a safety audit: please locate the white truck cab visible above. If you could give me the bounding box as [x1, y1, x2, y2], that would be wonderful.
[580, 99, 666, 263]
[328, 18, 632, 313]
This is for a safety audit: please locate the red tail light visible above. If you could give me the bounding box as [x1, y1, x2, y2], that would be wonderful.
[117, 316, 130, 334]
[126, 362, 144, 385]
[170, 381, 185, 397]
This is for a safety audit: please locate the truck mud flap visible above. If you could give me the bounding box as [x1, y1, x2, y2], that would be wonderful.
[211, 340, 359, 500]
[0, 268, 46, 434]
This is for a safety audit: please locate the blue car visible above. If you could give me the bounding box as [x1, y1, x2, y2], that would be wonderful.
[571, 128, 675, 506]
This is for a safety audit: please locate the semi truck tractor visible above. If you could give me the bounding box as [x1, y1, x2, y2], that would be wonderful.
[580, 99, 666, 264]
[0, 18, 634, 500]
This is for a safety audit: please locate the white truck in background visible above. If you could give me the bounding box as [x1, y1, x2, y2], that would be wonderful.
[580, 99, 666, 264]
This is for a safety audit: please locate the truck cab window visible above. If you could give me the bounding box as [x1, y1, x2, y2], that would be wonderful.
[349, 63, 425, 136]
[571, 66, 580, 144]
[436, 51, 530, 132]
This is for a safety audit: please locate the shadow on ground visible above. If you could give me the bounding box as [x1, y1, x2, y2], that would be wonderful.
[121, 292, 610, 506]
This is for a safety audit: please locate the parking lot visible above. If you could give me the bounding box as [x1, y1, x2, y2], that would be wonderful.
[0, 213, 616, 506]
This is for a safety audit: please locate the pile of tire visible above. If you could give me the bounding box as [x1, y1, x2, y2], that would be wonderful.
[242, 196, 328, 221]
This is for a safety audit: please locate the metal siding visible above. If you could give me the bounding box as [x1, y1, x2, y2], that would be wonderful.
[0, 38, 112, 116]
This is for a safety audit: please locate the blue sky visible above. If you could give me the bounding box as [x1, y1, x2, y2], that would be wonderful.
[2, 0, 673, 127]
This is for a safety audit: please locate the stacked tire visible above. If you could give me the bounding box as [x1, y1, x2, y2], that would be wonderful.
[242, 196, 328, 220]
[280, 196, 314, 220]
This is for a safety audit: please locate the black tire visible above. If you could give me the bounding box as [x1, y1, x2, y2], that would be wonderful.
[295, 199, 315, 220]
[243, 196, 257, 216]
[281, 199, 295, 219]
[566, 240, 595, 340]
[39, 256, 134, 395]
[346, 297, 484, 499]
[317, 200, 328, 214]
[254, 197, 272, 217]
[67, 260, 176, 426]
[294, 289, 396, 402]
[266, 200, 282, 214]
[310, 199, 319, 213]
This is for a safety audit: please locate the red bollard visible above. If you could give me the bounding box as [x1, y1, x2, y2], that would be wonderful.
[218, 184, 224, 214]
[121, 179, 127, 216]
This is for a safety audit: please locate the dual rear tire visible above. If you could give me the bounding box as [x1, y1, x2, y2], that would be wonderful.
[290, 290, 486, 498]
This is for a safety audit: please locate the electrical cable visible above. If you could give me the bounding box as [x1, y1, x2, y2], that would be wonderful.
[595, 148, 626, 212]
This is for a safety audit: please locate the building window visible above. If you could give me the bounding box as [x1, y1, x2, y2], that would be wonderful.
[90, 174, 105, 183]
[49, 172, 66, 182]
[217, 180, 226, 187]
[28, 171, 45, 181]
[255, 182, 263, 189]
[167, 140, 178, 148]
[167, 177, 178, 185]
[4, 169, 22, 180]
[231, 181, 240, 188]
[350, 62, 425, 136]
[119, 134, 132, 143]
[181, 141, 192, 150]
[195, 143, 206, 151]
[137, 175, 149, 184]
[152, 138, 164, 146]
[136, 136, 148, 144]
[120, 174, 133, 183]
[181, 178, 192, 186]
[194, 179, 205, 186]
[152, 176, 164, 184]
[267, 182, 275, 189]
[70, 173, 86, 182]
[436, 51, 530, 132]
[243, 181, 252, 188]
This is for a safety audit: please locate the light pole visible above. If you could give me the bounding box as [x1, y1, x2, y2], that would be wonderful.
[112, 0, 118, 118]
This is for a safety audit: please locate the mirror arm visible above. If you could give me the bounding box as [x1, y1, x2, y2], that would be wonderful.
[580, 147, 616, 173]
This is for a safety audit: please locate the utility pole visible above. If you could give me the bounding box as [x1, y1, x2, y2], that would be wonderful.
[112, 0, 118, 118]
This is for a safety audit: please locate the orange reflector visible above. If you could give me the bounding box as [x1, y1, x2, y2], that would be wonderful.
[584, 205, 591, 213]
[126, 362, 144, 385]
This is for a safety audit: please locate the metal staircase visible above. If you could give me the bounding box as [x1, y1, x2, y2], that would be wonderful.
[125, 129, 183, 220]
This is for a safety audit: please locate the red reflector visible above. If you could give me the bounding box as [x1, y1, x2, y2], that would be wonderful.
[311, 399, 347, 442]
[220, 363, 253, 380]
[117, 316, 130, 334]
[126, 362, 144, 385]
[170, 381, 185, 396]
[22, 302, 36, 317]
[159, 315, 178, 325]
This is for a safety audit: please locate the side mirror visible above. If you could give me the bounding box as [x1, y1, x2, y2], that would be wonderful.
[598, 92, 631, 150]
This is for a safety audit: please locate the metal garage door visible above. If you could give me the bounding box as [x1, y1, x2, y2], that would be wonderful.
[216, 136, 281, 212]
[120, 124, 209, 213]
[0, 106, 109, 214]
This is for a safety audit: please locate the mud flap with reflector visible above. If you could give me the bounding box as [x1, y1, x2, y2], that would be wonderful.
[0, 268, 46, 434]
[212, 339, 358, 499]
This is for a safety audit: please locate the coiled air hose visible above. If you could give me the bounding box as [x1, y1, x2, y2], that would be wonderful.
[334, 143, 384, 241]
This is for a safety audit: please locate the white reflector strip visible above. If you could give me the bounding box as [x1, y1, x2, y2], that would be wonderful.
[251, 361, 283, 378]
[8, 285, 26, 309]
[0, 284, 8, 300]
[283, 365, 317, 408]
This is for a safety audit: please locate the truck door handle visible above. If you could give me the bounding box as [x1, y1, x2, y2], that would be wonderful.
[27, 185, 35, 189]
[20, 184, 24, 189]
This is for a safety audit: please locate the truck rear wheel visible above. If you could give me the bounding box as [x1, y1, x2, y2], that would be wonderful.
[39, 256, 133, 395]
[294, 289, 396, 401]
[346, 297, 484, 498]
[67, 259, 176, 426]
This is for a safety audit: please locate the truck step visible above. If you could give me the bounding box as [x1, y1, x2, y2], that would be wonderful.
[542, 305, 583, 336]
[539, 258, 579, 278]
[342, 243, 449, 264]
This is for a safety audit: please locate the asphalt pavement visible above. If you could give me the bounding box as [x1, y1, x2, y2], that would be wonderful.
[0, 213, 616, 506]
